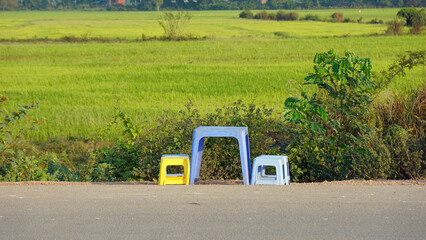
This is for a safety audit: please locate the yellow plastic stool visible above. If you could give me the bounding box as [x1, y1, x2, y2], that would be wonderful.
[158, 154, 190, 185]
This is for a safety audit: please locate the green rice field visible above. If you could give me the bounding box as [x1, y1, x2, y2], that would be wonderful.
[0, 10, 425, 140]
[0, 9, 400, 39]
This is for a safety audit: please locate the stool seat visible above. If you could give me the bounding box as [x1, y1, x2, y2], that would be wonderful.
[251, 155, 290, 185]
[158, 154, 190, 185]
[189, 126, 251, 185]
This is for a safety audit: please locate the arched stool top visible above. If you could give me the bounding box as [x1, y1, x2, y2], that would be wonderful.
[193, 126, 248, 138]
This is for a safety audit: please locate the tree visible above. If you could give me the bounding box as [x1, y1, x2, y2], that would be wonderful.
[397, 7, 425, 26]
[0, 0, 19, 10]
[153, 0, 163, 11]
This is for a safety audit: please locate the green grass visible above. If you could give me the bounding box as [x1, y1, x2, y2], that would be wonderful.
[1, 34, 425, 140]
[0, 9, 404, 39]
[0, 10, 425, 140]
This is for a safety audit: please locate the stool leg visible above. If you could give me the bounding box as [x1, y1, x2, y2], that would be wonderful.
[275, 162, 284, 185]
[283, 157, 290, 185]
[159, 161, 166, 185]
[251, 162, 259, 185]
[183, 158, 190, 185]
[190, 136, 204, 185]
[238, 133, 251, 185]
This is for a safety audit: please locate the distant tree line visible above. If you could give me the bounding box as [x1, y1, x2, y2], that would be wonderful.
[0, 0, 425, 11]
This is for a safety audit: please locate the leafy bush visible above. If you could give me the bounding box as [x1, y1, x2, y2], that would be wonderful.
[0, 92, 40, 180]
[276, 11, 298, 21]
[254, 11, 268, 20]
[397, 8, 425, 34]
[385, 19, 404, 35]
[92, 101, 280, 182]
[302, 14, 320, 21]
[343, 18, 356, 23]
[0, 93, 78, 182]
[282, 50, 374, 181]
[268, 12, 277, 20]
[331, 12, 344, 22]
[239, 10, 253, 19]
[368, 18, 384, 24]
[397, 8, 425, 27]
[158, 11, 192, 40]
[273, 32, 292, 38]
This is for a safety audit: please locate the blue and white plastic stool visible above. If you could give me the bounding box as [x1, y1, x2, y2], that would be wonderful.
[251, 155, 290, 185]
[189, 126, 251, 185]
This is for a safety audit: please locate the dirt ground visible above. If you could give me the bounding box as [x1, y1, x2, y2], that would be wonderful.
[0, 179, 425, 186]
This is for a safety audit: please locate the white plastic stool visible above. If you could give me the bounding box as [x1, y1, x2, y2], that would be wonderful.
[251, 155, 290, 185]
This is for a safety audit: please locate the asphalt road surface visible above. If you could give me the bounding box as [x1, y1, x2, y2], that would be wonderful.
[0, 183, 425, 240]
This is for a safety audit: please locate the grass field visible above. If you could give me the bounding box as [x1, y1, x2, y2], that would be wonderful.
[0, 10, 425, 140]
[0, 9, 402, 39]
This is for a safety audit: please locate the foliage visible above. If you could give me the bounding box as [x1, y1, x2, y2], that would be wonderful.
[4, 0, 426, 11]
[302, 14, 320, 21]
[92, 101, 280, 181]
[371, 88, 425, 179]
[0, 93, 78, 181]
[239, 10, 254, 19]
[253, 10, 299, 21]
[396, 8, 425, 34]
[282, 50, 374, 181]
[158, 11, 192, 40]
[0, 93, 39, 169]
[153, 0, 163, 11]
[385, 19, 403, 35]
[375, 50, 425, 91]
[397, 8, 425, 27]
[254, 11, 269, 20]
[331, 12, 344, 22]
[0, 0, 18, 10]
[367, 18, 384, 24]
[276, 11, 299, 21]
[281, 50, 424, 182]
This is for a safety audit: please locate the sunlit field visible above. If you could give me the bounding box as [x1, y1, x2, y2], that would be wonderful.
[0, 9, 400, 39]
[0, 10, 424, 140]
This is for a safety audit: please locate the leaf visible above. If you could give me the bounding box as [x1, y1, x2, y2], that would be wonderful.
[5, 149, 15, 155]
[284, 97, 301, 110]
[5, 132, 12, 144]
[309, 122, 324, 132]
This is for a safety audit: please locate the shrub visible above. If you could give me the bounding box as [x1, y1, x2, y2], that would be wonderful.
[397, 8, 425, 27]
[254, 11, 268, 20]
[268, 12, 277, 20]
[371, 51, 425, 179]
[276, 10, 287, 20]
[274, 32, 292, 38]
[343, 18, 355, 23]
[368, 18, 384, 24]
[92, 101, 280, 182]
[288, 11, 299, 21]
[239, 10, 253, 19]
[158, 11, 192, 40]
[282, 50, 374, 181]
[397, 8, 425, 34]
[385, 19, 404, 35]
[0, 93, 40, 179]
[276, 11, 298, 21]
[331, 12, 344, 22]
[411, 24, 423, 34]
[303, 14, 320, 21]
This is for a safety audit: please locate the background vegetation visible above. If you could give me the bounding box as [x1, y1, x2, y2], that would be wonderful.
[1, 0, 424, 11]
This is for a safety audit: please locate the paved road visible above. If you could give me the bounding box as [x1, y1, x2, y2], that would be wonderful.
[0, 184, 425, 240]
